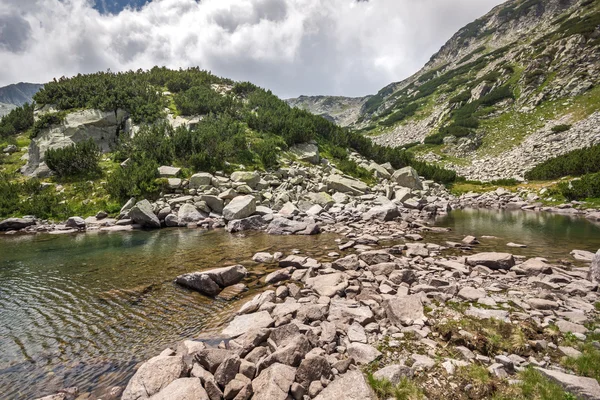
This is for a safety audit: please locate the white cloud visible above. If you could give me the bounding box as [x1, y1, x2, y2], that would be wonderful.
[0, 0, 505, 97]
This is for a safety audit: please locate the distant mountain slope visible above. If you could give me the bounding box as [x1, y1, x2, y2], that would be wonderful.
[0, 103, 17, 118]
[0, 83, 43, 107]
[285, 95, 369, 127]
[288, 0, 600, 180]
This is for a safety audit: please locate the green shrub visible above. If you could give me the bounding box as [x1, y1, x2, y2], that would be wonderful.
[525, 145, 600, 180]
[253, 137, 284, 169]
[551, 124, 571, 133]
[31, 112, 66, 138]
[174, 85, 233, 115]
[106, 158, 161, 202]
[449, 91, 471, 104]
[379, 103, 419, 126]
[45, 139, 101, 178]
[0, 103, 34, 137]
[559, 172, 600, 200]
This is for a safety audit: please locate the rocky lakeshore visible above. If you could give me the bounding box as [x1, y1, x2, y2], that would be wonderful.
[36, 223, 600, 400]
[4, 149, 598, 400]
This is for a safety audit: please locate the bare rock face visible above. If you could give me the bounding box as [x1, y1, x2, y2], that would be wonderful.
[587, 250, 600, 284]
[23, 108, 129, 177]
[121, 354, 186, 400]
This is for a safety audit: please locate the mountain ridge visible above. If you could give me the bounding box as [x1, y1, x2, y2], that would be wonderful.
[287, 0, 600, 181]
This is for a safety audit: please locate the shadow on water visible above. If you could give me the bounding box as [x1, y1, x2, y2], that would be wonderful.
[0, 228, 340, 399]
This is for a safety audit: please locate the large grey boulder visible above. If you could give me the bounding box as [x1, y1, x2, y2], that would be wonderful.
[189, 173, 214, 189]
[305, 273, 348, 297]
[537, 368, 600, 400]
[199, 195, 224, 213]
[314, 371, 376, 400]
[157, 166, 181, 178]
[307, 192, 334, 208]
[230, 171, 260, 189]
[252, 363, 296, 400]
[222, 311, 274, 338]
[466, 252, 515, 270]
[347, 343, 382, 365]
[290, 143, 320, 164]
[23, 108, 129, 177]
[373, 365, 413, 384]
[177, 204, 205, 224]
[587, 249, 600, 283]
[367, 162, 392, 180]
[392, 166, 423, 190]
[129, 200, 161, 229]
[0, 217, 36, 231]
[384, 295, 424, 327]
[226, 215, 268, 233]
[362, 204, 399, 221]
[150, 378, 208, 400]
[266, 217, 320, 235]
[222, 195, 256, 221]
[65, 216, 86, 230]
[175, 265, 248, 296]
[121, 354, 185, 400]
[325, 175, 368, 195]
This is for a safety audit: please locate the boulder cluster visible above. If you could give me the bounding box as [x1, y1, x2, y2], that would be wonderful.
[105, 225, 600, 400]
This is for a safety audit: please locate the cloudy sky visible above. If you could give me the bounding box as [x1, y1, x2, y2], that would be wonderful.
[0, 0, 505, 98]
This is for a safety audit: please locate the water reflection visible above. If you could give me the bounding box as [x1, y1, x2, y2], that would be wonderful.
[0, 229, 340, 399]
[434, 208, 600, 261]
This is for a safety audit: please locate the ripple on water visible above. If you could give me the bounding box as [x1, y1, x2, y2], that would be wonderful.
[0, 229, 340, 399]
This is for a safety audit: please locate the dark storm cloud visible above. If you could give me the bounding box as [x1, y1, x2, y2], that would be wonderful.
[0, 14, 32, 53]
[0, 0, 506, 97]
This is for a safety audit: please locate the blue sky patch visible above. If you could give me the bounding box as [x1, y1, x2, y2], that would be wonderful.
[93, 0, 152, 14]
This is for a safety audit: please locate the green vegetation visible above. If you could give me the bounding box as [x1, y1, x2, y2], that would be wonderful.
[559, 172, 600, 201]
[31, 111, 67, 138]
[0, 172, 119, 220]
[525, 145, 600, 180]
[551, 124, 571, 133]
[564, 343, 600, 382]
[45, 139, 101, 178]
[367, 374, 424, 400]
[0, 103, 34, 138]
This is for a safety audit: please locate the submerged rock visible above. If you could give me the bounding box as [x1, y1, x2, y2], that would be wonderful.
[175, 265, 248, 296]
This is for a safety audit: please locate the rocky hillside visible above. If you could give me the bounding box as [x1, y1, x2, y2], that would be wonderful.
[0, 82, 43, 118]
[289, 0, 600, 181]
[286, 95, 369, 127]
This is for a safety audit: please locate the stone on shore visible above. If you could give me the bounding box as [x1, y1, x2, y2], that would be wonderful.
[305, 273, 348, 297]
[0, 217, 36, 231]
[223, 195, 256, 221]
[129, 199, 161, 229]
[121, 354, 185, 400]
[251, 363, 296, 400]
[65, 216, 86, 230]
[325, 175, 368, 195]
[314, 370, 376, 400]
[384, 295, 424, 327]
[150, 378, 208, 400]
[466, 252, 515, 270]
[222, 311, 274, 338]
[392, 166, 423, 190]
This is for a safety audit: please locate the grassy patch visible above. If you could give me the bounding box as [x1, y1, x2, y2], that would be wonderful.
[367, 374, 424, 400]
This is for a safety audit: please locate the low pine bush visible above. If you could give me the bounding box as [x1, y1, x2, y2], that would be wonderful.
[45, 139, 101, 178]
